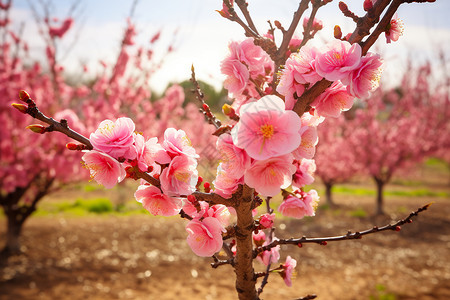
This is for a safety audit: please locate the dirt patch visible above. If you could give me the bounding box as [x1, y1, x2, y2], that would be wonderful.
[1, 193, 449, 299]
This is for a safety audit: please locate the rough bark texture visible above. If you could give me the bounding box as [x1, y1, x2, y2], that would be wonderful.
[234, 186, 257, 300]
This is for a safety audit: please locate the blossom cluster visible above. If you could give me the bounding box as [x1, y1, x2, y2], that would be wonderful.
[277, 40, 383, 117]
[81, 117, 231, 258]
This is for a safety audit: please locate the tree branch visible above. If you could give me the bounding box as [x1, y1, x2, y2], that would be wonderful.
[254, 203, 432, 256]
[13, 92, 93, 149]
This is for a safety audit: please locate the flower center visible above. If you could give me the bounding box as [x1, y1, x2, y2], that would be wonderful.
[260, 124, 274, 139]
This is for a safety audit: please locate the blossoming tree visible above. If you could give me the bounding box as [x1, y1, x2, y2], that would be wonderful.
[314, 115, 361, 206]
[1, 2, 215, 258]
[347, 62, 450, 214]
[11, 0, 437, 299]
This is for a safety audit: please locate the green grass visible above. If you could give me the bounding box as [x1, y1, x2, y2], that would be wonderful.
[332, 186, 449, 198]
[33, 197, 148, 217]
[348, 207, 368, 218]
[369, 284, 397, 300]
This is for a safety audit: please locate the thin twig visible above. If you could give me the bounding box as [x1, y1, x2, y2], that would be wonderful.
[254, 203, 432, 256]
[190, 65, 222, 129]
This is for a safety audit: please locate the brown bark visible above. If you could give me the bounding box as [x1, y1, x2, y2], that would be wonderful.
[324, 182, 335, 207]
[234, 186, 257, 300]
[374, 177, 386, 215]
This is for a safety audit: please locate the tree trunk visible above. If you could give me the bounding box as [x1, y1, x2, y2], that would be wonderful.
[234, 186, 258, 300]
[1, 212, 24, 259]
[324, 182, 335, 207]
[374, 177, 385, 215]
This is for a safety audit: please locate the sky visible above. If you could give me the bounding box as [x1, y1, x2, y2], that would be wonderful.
[9, 0, 450, 93]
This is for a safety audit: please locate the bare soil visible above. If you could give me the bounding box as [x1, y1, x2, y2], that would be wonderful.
[1, 187, 449, 300]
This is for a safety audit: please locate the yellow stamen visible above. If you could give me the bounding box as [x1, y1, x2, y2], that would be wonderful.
[260, 124, 274, 139]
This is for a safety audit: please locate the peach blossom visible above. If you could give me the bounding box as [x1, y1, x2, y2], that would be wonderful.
[213, 163, 242, 199]
[278, 191, 319, 219]
[162, 128, 199, 159]
[259, 213, 275, 229]
[82, 150, 126, 188]
[216, 133, 251, 179]
[244, 154, 296, 197]
[311, 81, 354, 118]
[231, 95, 301, 160]
[160, 155, 198, 196]
[345, 52, 383, 98]
[134, 185, 183, 217]
[186, 217, 224, 257]
[90, 117, 137, 160]
[385, 13, 404, 43]
[280, 256, 297, 287]
[315, 40, 361, 81]
[292, 159, 316, 188]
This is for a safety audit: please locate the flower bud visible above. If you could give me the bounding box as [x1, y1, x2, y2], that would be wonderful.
[203, 182, 211, 193]
[26, 124, 46, 134]
[339, 1, 348, 13]
[363, 0, 373, 11]
[334, 25, 342, 39]
[11, 103, 28, 113]
[66, 142, 79, 150]
[19, 90, 30, 102]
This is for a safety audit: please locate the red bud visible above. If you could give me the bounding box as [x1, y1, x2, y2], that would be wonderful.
[203, 182, 211, 193]
[11, 103, 28, 113]
[395, 226, 401, 232]
[66, 142, 78, 150]
[187, 195, 196, 203]
[19, 90, 30, 102]
[26, 124, 46, 134]
[363, 0, 373, 11]
[297, 243, 303, 248]
[320, 241, 328, 246]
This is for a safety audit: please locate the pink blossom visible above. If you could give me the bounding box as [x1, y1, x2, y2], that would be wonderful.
[257, 239, 280, 266]
[278, 190, 319, 219]
[213, 164, 242, 199]
[185, 217, 224, 257]
[311, 81, 354, 118]
[259, 213, 275, 229]
[134, 185, 183, 217]
[385, 14, 404, 43]
[162, 128, 199, 159]
[160, 155, 198, 196]
[244, 154, 296, 197]
[221, 59, 250, 97]
[228, 38, 273, 78]
[315, 40, 362, 81]
[183, 200, 209, 220]
[231, 95, 302, 160]
[253, 231, 266, 247]
[82, 150, 126, 189]
[277, 46, 322, 110]
[49, 18, 73, 38]
[292, 159, 316, 188]
[216, 133, 251, 179]
[134, 134, 166, 173]
[89, 117, 137, 160]
[345, 53, 383, 98]
[280, 256, 297, 287]
[303, 17, 323, 31]
[292, 125, 318, 160]
[206, 204, 231, 227]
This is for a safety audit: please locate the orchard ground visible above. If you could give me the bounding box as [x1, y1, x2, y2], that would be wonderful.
[1, 159, 449, 300]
